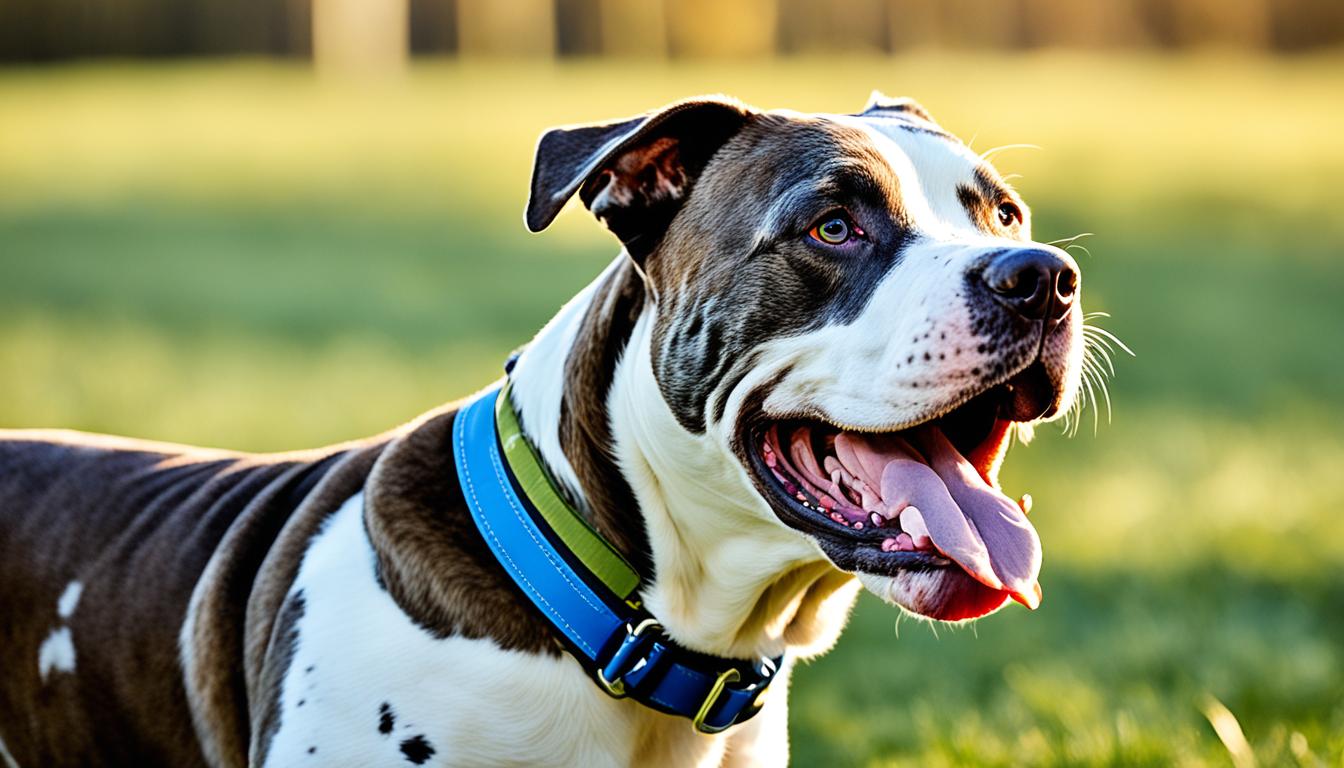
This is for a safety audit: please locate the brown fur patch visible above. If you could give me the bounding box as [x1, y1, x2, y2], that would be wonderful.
[555, 257, 654, 577]
[0, 432, 334, 766]
[362, 404, 560, 655]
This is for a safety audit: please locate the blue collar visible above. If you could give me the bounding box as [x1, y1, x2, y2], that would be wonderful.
[452, 384, 783, 733]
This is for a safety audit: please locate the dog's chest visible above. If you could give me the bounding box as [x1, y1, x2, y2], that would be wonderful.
[262, 493, 712, 768]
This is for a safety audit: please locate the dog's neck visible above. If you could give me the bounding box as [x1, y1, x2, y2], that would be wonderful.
[509, 255, 859, 660]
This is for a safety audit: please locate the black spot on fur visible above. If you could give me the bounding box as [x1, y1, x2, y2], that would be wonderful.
[378, 702, 395, 735]
[400, 735, 436, 765]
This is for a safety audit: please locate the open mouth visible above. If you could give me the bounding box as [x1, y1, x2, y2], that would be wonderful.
[745, 385, 1042, 622]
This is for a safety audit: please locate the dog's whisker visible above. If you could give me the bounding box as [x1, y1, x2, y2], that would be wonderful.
[1064, 243, 1093, 259]
[979, 143, 1042, 161]
[1080, 366, 1102, 435]
[1083, 336, 1117, 377]
[1081, 356, 1114, 425]
[1082, 349, 1109, 378]
[1047, 232, 1094, 248]
[1082, 323, 1135, 357]
[1081, 325, 1123, 356]
[1076, 317, 1125, 430]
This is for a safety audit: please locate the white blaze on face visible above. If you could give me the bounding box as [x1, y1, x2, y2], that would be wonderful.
[844, 115, 1031, 240]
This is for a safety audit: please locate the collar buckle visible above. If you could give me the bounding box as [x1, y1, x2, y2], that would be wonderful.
[596, 618, 662, 698]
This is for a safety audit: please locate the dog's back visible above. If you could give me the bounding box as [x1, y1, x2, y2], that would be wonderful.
[0, 431, 350, 766]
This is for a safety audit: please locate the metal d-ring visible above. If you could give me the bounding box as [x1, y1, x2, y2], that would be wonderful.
[596, 618, 662, 698]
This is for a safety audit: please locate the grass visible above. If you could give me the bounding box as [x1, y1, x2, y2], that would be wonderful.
[2, 54, 1342, 765]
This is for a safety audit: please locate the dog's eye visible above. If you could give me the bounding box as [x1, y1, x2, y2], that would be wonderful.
[997, 202, 1023, 227]
[809, 215, 863, 246]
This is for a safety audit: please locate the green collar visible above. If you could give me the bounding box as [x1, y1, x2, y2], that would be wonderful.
[495, 382, 642, 601]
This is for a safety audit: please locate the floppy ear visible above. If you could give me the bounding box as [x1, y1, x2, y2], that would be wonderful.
[524, 96, 754, 257]
[859, 90, 936, 124]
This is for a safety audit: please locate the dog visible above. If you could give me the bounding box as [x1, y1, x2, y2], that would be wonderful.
[0, 92, 1083, 767]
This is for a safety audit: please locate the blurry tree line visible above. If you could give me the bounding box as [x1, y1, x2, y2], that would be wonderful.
[2, 0, 1342, 62]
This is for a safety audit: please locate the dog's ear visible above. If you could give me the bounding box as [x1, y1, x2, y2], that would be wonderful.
[525, 96, 754, 256]
[859, 90, 936, 124]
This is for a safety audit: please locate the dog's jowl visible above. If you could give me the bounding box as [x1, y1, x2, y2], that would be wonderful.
[0, 93, 1084, 767]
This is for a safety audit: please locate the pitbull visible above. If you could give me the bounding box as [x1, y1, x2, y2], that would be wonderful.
[0, 92, 1083, 767]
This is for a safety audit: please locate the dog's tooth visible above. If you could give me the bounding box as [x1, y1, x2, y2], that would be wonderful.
[830, 512, 847, 525]
[870, 512, 884, 528]
[764, 451, 777, 468]
[899, 506, 929, 539]
[881, 537, 899, 552]
[854, 521, 864, 530]
[894, 533, 915, 551]
[818, 495, 836, 511]
[860, 487, 882, 512]
[1019, 493, 1033, 515]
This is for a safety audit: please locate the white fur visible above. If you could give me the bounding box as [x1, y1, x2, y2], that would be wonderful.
[609, 311, 861, 660]
[0, 734, 19, 768]
[37, 627, 74, 681]
[265, 493, 752, 768]
[507, 257, 623, 511]
[36, 581, 83, 681]
[56, 581, 82, 619]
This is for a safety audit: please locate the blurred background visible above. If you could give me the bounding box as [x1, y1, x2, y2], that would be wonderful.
[1, 0, 1342, 765]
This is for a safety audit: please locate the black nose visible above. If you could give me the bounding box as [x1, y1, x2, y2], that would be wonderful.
[982, 248, 1078, 322]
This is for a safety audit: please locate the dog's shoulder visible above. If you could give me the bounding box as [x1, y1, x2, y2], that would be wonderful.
[362, 402, 559, 654]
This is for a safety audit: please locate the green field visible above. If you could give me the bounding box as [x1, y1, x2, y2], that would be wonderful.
[2, 55, 1342, 765]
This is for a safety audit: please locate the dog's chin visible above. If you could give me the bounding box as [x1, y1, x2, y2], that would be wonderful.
[739, 367, 1062, 623]
[857, 570, 1011, 622]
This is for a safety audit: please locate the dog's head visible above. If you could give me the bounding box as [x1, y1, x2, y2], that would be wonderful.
[527, 94, 1082, 623]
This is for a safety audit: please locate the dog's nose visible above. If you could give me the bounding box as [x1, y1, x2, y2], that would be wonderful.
[982, 248, 1078, 322]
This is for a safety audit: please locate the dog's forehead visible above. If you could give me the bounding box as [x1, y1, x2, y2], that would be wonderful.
[724, 109, 1000, 223]
[837, 112, 987, 195]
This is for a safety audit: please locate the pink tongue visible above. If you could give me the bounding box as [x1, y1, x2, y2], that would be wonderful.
[838, 429, 1041, 608]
